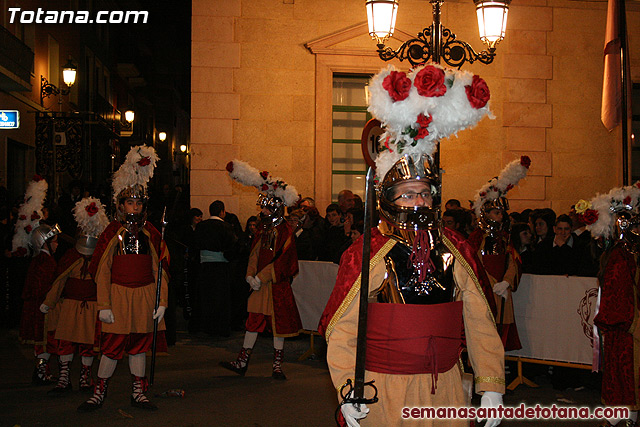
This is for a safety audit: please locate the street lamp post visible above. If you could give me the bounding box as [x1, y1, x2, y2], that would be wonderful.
[365, 0, 511, 68]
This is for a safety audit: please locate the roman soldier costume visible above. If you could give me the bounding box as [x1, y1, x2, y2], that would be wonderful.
[42, 197, 109, 394]
[319, 64, 505, 426]
[78, 145, 169, 412]
[221, 160, 300, 380]
[15, 176, 62, 385]
[469, 157, 531, 351]
[588, 183, 640, 426]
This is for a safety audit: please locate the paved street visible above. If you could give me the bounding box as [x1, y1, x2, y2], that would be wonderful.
[0, 325, 606, 427]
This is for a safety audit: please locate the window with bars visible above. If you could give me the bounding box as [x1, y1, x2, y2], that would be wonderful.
[332, 74, 372, 202]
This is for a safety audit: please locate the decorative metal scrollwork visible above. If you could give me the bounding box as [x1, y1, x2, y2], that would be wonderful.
[377, 25, 496, 69]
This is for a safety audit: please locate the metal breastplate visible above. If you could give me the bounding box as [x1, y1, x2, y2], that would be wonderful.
[481, 233, 506, 256]
[117, 231, 150, 255]
[374, 242, 456, 305]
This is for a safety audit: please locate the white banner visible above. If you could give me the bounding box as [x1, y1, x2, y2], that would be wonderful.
[507, 274, 599, 365]
[291, 260, 339, 331]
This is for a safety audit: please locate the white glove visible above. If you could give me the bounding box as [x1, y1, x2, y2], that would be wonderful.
[493, 281, 510, 299]
[250, 276, 262, 291]
[99, 309, 115, 324]
[477, 391, 503, 427]
[39, 304, 50, 314]
[341, 402, 369, 427]
[245, 276, 253, 286]
[153, 306, 166, 322]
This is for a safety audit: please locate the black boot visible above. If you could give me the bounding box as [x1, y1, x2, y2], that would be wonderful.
[130, 375, 157, 411]
[77, 377, 109, 412]
[32, 357, 55, 386]
[48, 360, 72, 395]
[219, 347, 252, 376]
[79, 364, 94, 392]
[272, 349, 286, 380]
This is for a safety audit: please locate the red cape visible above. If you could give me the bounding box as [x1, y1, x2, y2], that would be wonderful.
[318, 227, 497, 340]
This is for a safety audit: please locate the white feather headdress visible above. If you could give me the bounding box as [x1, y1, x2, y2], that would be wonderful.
[473, 156, 532, 216]
[73, 197, 110, 238]
[581, 182, 640, 239]
[12, 175, 48, 256]
[369, 64, 494, 180]
[226, 159, 299, 207]
[112, 145, 159, 204]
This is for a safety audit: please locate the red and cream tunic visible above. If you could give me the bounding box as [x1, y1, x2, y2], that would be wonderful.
[319, 228, 504, 426]
[90, 221, 169, 335]
[43, 248, 100, 346]
[19, 251, 59, 346]
[468, 228, 522, 351]
[246, 221, 301, 337]
[594, 244, 640, 409]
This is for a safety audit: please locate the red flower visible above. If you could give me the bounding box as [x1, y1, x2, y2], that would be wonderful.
[33, 174, 43, 182]
[226, 161, 234, 173]
[414, 66, 447, 98]
[261, 184, 269, 191]
[636, 181, 640, 189]
[384, 136, 392, 152]
[19, 215, 26, 221]
[260, 171, 269, 179]
[24, 225, 32, 233]
[31, 211, 40, 220]
[273, 183, 278, 190]
[480, 192, 486, 197]
[520, 156, 531, 169]
[415, 114, 433, 140]
[623, 196, 632, 205]
[582, 209, 599, 225]
[465, 75, 490, 109]
[382, 71, 412, 102]
[506, 184, 514, 191]
[138, 157, 151, 167]
[85, 202, 99, 217]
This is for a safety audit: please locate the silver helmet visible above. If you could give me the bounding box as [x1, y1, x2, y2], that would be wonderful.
[478, 198, 509, 235]
[257, 193, 285, 228]
[75, 235, 98, 256]
[377, 154, 440, 231]
[30, 223, 61, 256]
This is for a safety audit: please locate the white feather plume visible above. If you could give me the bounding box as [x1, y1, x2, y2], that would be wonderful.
[73, 197, 110, 238]
[12, 176, 48, 255]
[587, 183, 640, 239]
[473, 156, 531, 216]
[227, 159, 299, 207]
[112, 145, 159, 203]
[368, 64, 493, 180]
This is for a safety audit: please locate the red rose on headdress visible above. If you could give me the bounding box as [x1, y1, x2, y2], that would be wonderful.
[415, 114, 433, 140]
[414, 66, 446, 98]
[33, 174, 43, 182]
[480, 192, 487, 197]
[382, 71, 412, 102]
[138, 157, 151, 167]
[19, 215, 26, 221]
[582, 209, 599, 225]
[260, 171, 269, 179]
[261, 184, 269, 191]
[226, 161, 234, 173]
[24, 225, 32, 233]
[506, 184, 514, 191]
[31, 211, 40, 220]
[465, 75, 490, 109]
[624, 196, 632, 205]
[86, 202, 99, 217]
[520, 156, 531, 169]
[273, 183, 278, 190]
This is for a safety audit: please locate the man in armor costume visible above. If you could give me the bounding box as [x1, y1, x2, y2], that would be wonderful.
[40, 197, 109, 394]
[14, 176, 62, 385]
[586, 184, 640, 427]
[469, 157, 531, 351]
[78, 146, 169, 412]
[221, 160, 301, 380]
[319, 64, 505, 426]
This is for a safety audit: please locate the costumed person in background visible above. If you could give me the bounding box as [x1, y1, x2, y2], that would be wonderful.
[15, 176, 63, 385]
[470, 157, 530, 351]
[40, 197, 109, 394]
[587, 184, 640, 427]
[318, 64, 505, 426]
[78, 145, 169, 412]
[221, 160, 300, 380]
